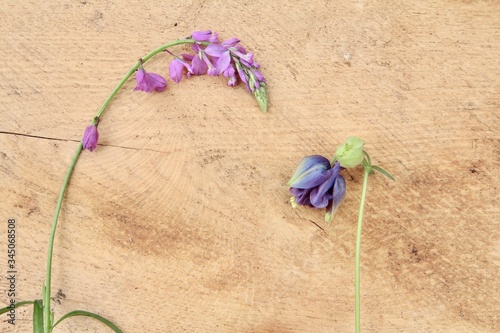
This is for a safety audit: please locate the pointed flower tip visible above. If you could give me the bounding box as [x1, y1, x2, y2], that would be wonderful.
[254, 86, 268, 113]
[336, 136, 365, 168]
[82, 124, 99, 152]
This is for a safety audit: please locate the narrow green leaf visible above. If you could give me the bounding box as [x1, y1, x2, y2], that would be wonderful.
[0, 300, 34, 315]
[372, 165, 395, 181]
[52, 310, 123, 333]
[33, 300, 44, 333]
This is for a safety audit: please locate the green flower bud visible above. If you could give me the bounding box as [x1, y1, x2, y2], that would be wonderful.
[254, 85, 268, 113]
[335, 136, 365, 168]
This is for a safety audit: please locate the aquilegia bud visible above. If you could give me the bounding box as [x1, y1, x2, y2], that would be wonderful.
[335, 136, 365, 168]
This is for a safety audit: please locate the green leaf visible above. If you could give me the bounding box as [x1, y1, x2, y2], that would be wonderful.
[33, 300, 44, 333]
[0, 300, 34, 315]
[372, 165, 395, 181]
[52, 310, 123, 333]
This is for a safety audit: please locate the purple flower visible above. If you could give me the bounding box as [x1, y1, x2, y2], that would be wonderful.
[82, 123, 99, 152]
[287, 156, 346, 223]
[134, 63, 167, 93]
[190, 44, 216, 76]
[169, 58, 192, 83]
[191, 30, 212, 42]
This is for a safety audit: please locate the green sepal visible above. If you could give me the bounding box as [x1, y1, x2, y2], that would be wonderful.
[52, 310, 123, 333]
[371, 165, 395, 181]
[33, 299, 44, 333]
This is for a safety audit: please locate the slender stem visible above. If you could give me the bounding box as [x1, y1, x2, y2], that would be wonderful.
[43, 143, 83, 332]
[43, 38, 198, 332]
[96, 39, 196, 118]
[355, 167, 370, 333]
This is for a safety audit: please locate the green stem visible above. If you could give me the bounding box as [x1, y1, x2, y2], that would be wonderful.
[42, 38, 198, 332]
[96, 38, 196, 118]
[355, 166, 370, 333]
[43, 143, 83, 332]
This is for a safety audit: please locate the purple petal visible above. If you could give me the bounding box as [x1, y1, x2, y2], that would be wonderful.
[333, 175, 346, 206]
[169, 59, 184, 83]
[207, 66, 217, 76]
[191, 30, 212, 42]
[192, 55, 207, 75]
[145, 72, 167, 92]
[205, 44, 228, 57]
[222, 37, 240, 48]
[290, 187, 313, 207]
[209, 32, 219, 43]
[251, 68, 265, 82]
[287, 155, 331, 189]
[82, 124, 99, 152]
[181, 53, 194, 62]
[309, 165, 340, 208]
[325, 175, 346, 223]
[134, 67, 167, 93]
[216, 51, 231, 75]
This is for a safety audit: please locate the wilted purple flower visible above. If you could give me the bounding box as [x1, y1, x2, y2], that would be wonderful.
[287, 155, 346, 223]
[134, 61, 167, 93]
[82, 123, 99, 152]
[169, 58, 193, 83]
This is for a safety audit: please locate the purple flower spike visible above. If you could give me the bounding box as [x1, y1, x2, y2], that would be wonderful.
[191, 30, 213, 42]
[134, 64, 167, 93]
[288, 156, 347, 223]
[82, 123, 99, 152]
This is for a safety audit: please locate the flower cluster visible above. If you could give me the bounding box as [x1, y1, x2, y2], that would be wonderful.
[287, 137, 365, 223]
[81, 30, 268, 152]
[136, 29, 268, 112]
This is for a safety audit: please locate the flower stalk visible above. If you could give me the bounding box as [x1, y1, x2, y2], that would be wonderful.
[36, 31, 268, 332]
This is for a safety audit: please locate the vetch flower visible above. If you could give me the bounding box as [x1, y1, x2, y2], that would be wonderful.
[134, 60, 167, 93]
[336, 136, 365, 168]
[191, 30, 213, 42]
[190, 44, 216, 76]
[287, 155, 346, 223]
[169, 58, 192, 83]
[82, 121, 99, 152]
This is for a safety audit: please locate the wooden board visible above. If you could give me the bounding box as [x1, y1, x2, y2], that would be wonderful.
[0, 0, 498, 332]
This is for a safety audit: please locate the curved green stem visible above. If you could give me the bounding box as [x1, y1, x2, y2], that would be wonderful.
[96, 38, 196, 118]
[43, 143, 83, 332]
[355, 166, 370, 333]
[43, 38, 198, 332]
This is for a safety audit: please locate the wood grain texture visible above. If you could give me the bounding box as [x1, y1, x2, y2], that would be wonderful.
[0, 0, 498, 332]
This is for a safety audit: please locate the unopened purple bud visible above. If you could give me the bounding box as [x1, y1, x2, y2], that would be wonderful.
[82, 124, 99, 152]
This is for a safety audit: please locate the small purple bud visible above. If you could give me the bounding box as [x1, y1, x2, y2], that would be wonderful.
[82, 124, 99, 152]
